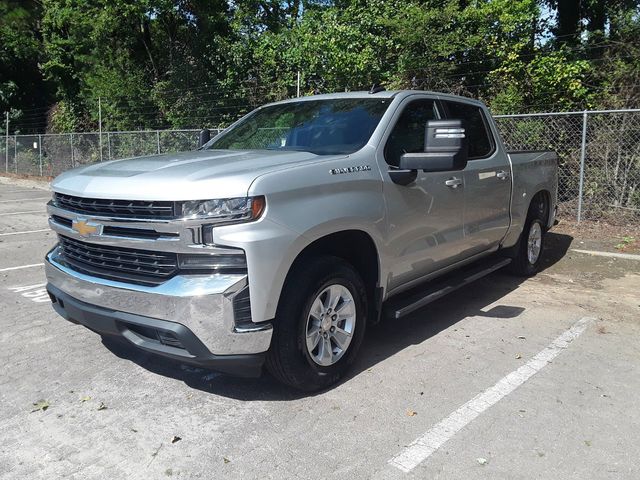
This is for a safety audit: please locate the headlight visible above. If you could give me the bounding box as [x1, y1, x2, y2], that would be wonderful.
[180, 196, 265, 223]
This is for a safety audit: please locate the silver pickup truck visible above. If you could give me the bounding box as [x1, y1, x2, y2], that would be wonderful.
[45, 90, 557, 391]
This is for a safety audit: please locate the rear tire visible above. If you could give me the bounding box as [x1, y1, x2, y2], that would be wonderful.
[509, 216, 545, 276]
[266, 256, 367, 391]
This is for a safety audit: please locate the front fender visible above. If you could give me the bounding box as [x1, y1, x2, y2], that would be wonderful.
[213, 155, 386, 323]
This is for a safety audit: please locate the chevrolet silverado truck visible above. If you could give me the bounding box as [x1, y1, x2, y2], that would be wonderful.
[45, 90, 557, 391]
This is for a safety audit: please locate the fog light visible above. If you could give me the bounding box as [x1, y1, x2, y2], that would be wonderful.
[177, 252, 247, 271]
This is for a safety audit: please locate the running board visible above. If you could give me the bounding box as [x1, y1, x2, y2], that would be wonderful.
[384, 257, 512, 319]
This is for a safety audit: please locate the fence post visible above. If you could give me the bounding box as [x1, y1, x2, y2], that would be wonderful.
[577, 111, 588, 223]
[4, 112, 8, 173]
[98, 97, 103, 162]
[70, 133, 74, 168]
[38, 134, 43, 176]
[107, 132, 111, 160]
[14, 134, 17, 174]
[156, 130, 161, 154]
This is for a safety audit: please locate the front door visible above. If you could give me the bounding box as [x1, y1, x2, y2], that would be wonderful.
[379, 97, 467, 294]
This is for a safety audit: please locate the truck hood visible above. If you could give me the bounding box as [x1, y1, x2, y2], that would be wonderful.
[51, 149, 330, 200]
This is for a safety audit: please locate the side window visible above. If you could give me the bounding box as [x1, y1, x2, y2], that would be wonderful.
[384, 99, 439, 167]
[443, 101, 494, 159]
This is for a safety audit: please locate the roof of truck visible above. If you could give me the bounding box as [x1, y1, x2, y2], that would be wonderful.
[271, 90, 486, 106]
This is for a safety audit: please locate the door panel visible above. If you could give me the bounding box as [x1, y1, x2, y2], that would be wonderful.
[442, 101, 511, 254]
[379, 97, 467, 293]
[382, 171, 467, 292]
[462, 153, 512, 253]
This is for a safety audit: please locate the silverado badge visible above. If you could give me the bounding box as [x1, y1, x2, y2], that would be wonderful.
[329, 165, 372, 175]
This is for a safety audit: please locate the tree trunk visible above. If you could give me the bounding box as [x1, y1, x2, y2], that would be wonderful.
[140, 17, 158, 81]
[555, 0, 581, 45]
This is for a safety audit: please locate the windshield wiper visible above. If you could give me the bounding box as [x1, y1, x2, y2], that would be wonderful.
[265, 146, 320, 155]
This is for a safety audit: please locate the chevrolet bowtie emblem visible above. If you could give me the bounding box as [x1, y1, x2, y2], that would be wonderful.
[71, 219, 103, 237]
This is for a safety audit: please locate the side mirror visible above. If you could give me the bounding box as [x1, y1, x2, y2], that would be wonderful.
[398, 119, 468, 172]
[198, 129, 211, 148]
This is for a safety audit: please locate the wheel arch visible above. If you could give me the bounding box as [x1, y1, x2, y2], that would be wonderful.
[529, 189, 553, 228]
[277, 229, 381, 324]
[501, 187, 553, 254]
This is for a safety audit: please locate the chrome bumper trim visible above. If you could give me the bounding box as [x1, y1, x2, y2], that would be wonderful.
[45, 247, 272, 355]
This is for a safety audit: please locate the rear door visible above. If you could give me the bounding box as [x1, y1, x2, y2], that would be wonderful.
[378, 96, 468, 294]
[442, 100, 511, 254]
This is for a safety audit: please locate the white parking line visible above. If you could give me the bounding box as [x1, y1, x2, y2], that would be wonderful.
[8, 283, 49, 303]
[571, 249, 640, 261]
[0, 197, 49, 203]
[388, 316, 594, 473]
[0, 210, 45, 216]
[0, 229, 49, 236]
[0, 190, 39, 193]
[0, 263, 44, 272]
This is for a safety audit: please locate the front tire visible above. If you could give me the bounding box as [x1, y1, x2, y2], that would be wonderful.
[266, 256, 367, 391]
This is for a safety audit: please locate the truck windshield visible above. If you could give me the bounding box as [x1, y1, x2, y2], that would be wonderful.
[205, 98, 390, 155]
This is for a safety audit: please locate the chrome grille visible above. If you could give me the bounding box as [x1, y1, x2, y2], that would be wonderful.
[58, 235, 178, 285]
[53, 193, 175, 219]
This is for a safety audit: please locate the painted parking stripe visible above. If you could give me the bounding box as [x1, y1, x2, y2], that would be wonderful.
[0, 229, 50, 236]
[388, 316, 594, 473]
[8, 282, 50, 303]
[0, 188, 46, 196]
[0, 210, 45, 216]
[0, 189, 42, 193]
[571, 249, 640, 261]
[0, 197, 50, 203]
[0, 263, 44, 272]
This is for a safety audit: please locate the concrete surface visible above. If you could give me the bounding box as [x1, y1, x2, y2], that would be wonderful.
[0, 177, 639, 479]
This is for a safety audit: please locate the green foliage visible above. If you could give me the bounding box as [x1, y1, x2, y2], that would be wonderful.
[49, 100, 80, 132]
[488, 48, 594, 113]
[0, 1, 51, 130]
[0, 0, 638, 132]
[40, 0, 235, 131]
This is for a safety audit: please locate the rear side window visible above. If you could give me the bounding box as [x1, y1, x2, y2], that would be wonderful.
[442, 101, 494, 159]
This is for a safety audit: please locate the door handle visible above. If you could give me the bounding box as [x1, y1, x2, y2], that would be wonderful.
[497, 170, 510, 180]
[445, 177, 463, 188]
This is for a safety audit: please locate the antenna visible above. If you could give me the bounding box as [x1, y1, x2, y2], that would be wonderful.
[369, 84, 386, 94]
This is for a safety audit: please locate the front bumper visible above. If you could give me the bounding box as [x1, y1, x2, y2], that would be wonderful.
[47, 285, 265, 376]
[45, 247, 273, 372]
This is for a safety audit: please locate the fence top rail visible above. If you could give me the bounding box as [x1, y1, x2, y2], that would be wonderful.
[4, 108, 640, 135]
[3, 129, 203, 138]
[102, 129, 201, 134]
[494, 108, 640, 118]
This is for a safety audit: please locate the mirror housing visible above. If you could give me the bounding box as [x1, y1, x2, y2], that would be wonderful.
[388, 169, 417, 186]
[399, 119, 468, 172]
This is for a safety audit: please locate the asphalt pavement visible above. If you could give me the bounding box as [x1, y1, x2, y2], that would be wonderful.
[1, 177, 639, 479]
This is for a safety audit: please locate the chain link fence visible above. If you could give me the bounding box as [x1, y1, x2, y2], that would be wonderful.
[0, 129, 217, 178]
[1, 110, 639, 224]
[495, 109, 640, 224]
